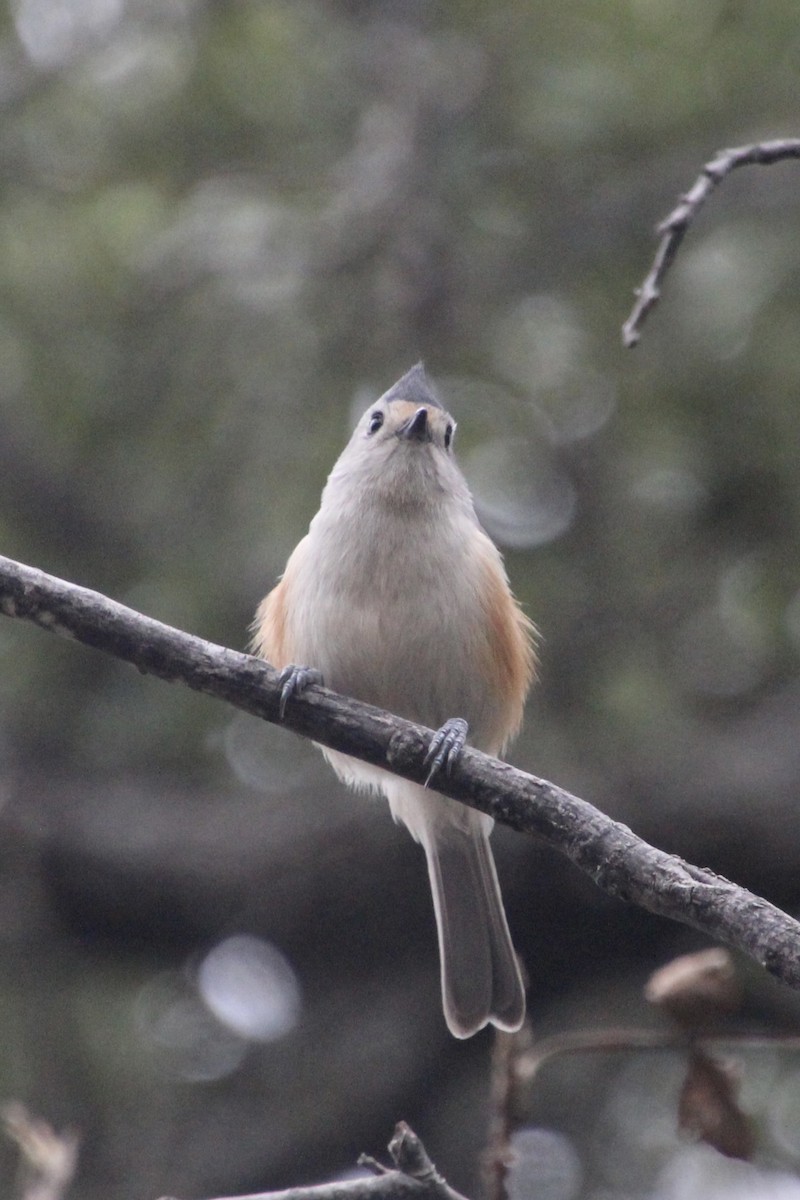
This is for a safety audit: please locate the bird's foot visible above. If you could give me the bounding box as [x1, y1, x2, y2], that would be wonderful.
[278, 664, 324, 719]
[424, 717, 469, 785]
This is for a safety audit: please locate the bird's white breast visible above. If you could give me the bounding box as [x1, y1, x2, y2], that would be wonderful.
[283, 491, 498, 746]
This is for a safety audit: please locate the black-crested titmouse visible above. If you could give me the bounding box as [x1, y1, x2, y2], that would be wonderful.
[253, 364, 536, 1037]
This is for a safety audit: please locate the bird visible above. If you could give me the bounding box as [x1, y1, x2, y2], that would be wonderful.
[252, 363, 536, 1037]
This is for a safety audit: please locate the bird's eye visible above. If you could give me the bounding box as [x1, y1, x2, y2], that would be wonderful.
[368, 410, 384, 435]
[444, 423, 454, 450]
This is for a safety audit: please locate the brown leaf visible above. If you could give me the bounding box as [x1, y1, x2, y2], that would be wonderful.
[645, 949, 740, 1030]
[678, 1047, 756, 1161]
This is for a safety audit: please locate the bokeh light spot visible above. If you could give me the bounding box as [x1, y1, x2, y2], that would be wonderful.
[197, 934, 302, 1042]
[465, 437, 577, 548]
[134, 970, 246, 1083]
[506, 1128, 582, 1200]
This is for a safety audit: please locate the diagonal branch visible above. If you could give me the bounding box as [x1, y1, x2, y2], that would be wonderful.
[157, 1124, 469, 1200]
[1, 554, 799, 993]
[622, 137, 800, 347]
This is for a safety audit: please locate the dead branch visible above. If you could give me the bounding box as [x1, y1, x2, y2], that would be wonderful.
[2, 1103, 78, 1200]
[158, 1124, 468, 1200]
[1, 554, 800, 997]
[622, 137, 800, 346]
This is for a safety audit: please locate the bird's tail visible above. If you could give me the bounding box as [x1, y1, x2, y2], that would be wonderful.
[387, 782, 525, 1038]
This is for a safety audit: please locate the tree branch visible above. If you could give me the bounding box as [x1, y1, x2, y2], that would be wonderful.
[1, 554, 799, 993]
[2, 1102, 79, 1200]
[158, 1124, 468, 1200]
[622, 137, 800, 347]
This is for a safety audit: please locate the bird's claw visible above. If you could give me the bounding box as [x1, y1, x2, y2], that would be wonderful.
[278, 664, 324, 719]
[424, 717, 469, 786]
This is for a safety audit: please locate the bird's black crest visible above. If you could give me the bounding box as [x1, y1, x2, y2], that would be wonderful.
[378, 363, 443, 410]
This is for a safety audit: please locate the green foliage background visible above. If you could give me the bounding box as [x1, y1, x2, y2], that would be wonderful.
[2, 1, 800, 1197]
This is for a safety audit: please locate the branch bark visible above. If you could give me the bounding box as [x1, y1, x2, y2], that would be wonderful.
[622, 137, 800, 346]
[158, 1124, 468, 1200]
[1, 554, 799, 993]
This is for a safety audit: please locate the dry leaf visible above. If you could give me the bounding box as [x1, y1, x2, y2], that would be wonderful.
[678, 1047, 756, 1160]
[645, 948, 740, 1030]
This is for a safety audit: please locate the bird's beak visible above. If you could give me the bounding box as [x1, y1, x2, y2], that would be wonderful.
[400, 407, 431, 442]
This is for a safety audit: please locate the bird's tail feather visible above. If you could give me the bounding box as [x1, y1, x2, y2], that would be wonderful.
[387, 782, 525, 1038]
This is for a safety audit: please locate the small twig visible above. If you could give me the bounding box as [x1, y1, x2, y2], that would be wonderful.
[159, 1125, 469, 1200]
[482, 1027, 531, 1200]
[515, 1028, 800, 1088]
[483, 1032, 516, 1200]
[2, 1103, 79, 1200]
[357, 1157, 389, 1177]
[622, 137, 800, 346]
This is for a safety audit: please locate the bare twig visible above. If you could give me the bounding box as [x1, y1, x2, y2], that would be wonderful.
[2, 1103, 79, 1200]
[2, 554, 800, 995]
[622, 137, 800, 346]
[158, 1124, 468, 1200]
[515, 1028, 800, 1087]
[482, 1026, 532, 1200]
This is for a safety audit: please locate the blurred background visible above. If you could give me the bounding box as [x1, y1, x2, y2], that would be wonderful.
[2, 1, 800, 1197]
